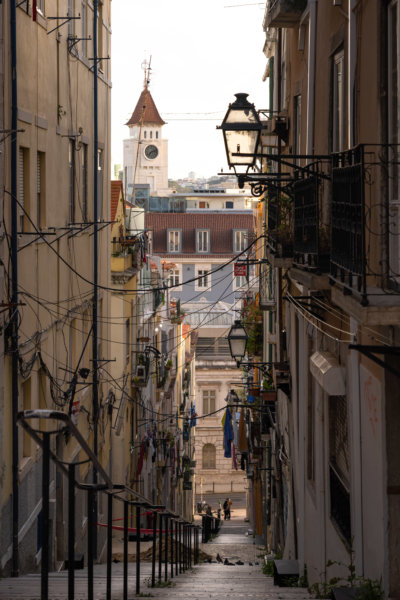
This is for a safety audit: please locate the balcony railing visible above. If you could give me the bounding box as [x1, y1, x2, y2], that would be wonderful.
[266, 0, 308, 28]
[267, 194, 293, 259]
[16, 410, 201, 600]
[330, 146, 367, 303]
[293, 176, 330, 272]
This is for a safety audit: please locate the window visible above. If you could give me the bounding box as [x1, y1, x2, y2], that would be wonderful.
[97, 0, 103, 71]
[233, 230, 247, 253]
[202, 389, 216, 414]
[329, 395, 351, 542]
[37, 152, 45, 229]
[125, 318, 130, 367]
[81, 143, 88, 221]
[332, 50, 345, 153]
[198, 270, 209, 288]
[235, 275, 246, 289]
[150, 131, 153, 139]
[199, 201, 209, 209]
[169, 269, 180, 287]
[69, 140, 75, 223]
[144, 131, 147, 139]
[36, 0, 45, 15]
[168, 230, 181, 252]
[388, 2, 400, 280]
[196, 229, 209, 253]
[97, 149, 103, 219]
[19, 147, 29, 232]
[225, 201, 233, 209]
[22, 378, 32, 458]
[81, 0, 87, 56]
[68, 0, 74, 37]
[307, 377, 315, 484]
[293, 94, 301, 162]
[156, 131, 159, 139]
[202, 444, 216, 470]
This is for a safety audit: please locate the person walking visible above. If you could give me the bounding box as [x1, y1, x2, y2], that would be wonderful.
[223, 498, 229, 520]
[227, 497, 232, 519]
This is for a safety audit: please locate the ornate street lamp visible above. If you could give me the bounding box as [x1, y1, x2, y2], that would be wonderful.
[227, 320, 248, 366]
[219, 93, 262, 172]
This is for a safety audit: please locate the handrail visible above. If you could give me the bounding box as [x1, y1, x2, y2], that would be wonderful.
[16, 409, 200, 600]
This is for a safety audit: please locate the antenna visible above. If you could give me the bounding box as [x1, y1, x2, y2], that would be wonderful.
[141, 56, 152, 89]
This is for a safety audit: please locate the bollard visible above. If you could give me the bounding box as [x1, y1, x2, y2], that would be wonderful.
[164, 514, 168, 582]
[175, 520, 178, 576]
[106, 494, 112, 600]
[68, 463, 75, 600]
[158, 513, 163, 583]
[136, 504, 141, 595]
[170, 518, 174, 578]
[151, 510, 157, 587]
[123, 501, 128, 600]
[41, 432, 50, 600]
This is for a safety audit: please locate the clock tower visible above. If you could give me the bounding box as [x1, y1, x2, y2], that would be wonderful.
[123, 83, 169, 201]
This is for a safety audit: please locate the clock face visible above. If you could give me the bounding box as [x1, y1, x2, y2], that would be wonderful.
[144, 144, 159, 160]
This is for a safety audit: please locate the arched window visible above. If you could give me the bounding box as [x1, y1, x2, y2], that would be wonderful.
[202, 444, 216, 469]
[144, 131, 147, 139]
[150, 131, 153, 139]
[156, 131, 159, 139]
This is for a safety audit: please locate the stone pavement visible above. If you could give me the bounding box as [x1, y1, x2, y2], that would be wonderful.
[0, 510, 312, 600]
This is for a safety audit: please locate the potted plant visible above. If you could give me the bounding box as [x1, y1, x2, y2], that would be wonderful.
[260, 377, 277, 402]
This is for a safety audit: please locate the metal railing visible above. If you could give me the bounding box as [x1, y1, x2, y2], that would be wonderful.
[293, 176, 330, 272]
[17, 409, 201, 600]
[330, 145, 367, 303]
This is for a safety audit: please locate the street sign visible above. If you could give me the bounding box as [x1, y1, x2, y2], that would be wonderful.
[234, 262, 247, 277]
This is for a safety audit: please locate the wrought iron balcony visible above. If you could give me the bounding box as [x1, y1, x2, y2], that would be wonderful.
[266, 0, 308, 28]
[330, 146, 367, 303]
[267, 194, 293, 260]
[293, 176, 330, 272]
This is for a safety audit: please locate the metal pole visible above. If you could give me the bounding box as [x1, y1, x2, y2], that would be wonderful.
[178, 522, 182, 573]
[164, 514, 168, 582]
[151, 511, 157, 587]
[175, 520, 178, 576]
[87, 489, 94, 600]
[136, 505, 141, 595]
[158, 513, 163, 583]
[68, 464, 75, 600]
[106, 494, 112, 600]
[92, 0, 99, 558]
[170, 519, 174, 578]
[123, 501, 128, 600]
[10, 0, 19, 577]
[41, 433, 50, 600]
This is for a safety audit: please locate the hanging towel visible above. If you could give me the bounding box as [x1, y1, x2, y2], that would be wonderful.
[223, 406, 233, 458]
[238, 408, 248, 453]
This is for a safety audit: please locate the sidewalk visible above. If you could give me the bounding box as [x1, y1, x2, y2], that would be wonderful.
[0, 510, 312, 600]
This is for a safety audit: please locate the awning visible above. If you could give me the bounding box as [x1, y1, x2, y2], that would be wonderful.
[309, 351, 345, 395]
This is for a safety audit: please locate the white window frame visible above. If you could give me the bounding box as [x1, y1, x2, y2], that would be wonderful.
[332, 49, 345, 153]
[168, 264, 182, 291]
[233, 229, 247, 253]
[202, 389, 216, 415]
[167, 229, 181, 253]
[195, 264, 211, 291]
[196, 229, 210, 253]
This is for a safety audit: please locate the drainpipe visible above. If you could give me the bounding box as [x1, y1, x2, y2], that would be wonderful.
[92, 0, 99, 556]
[10, 0, 19, 577]
[348, 0, 357, 148]
[306, 0, 317, 156]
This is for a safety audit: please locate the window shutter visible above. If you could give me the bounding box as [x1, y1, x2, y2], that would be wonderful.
[19, 148, 24, 215]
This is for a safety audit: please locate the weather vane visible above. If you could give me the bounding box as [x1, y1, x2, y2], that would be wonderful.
[141, 56, 152, 89]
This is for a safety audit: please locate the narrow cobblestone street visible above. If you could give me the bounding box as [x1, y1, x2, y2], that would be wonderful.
[0, 512, 311, 600]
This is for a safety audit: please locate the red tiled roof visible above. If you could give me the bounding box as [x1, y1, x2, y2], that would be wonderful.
[111, 180, 123, 222]
[145, 213, 255, 255]
[126, 88, 165, 126]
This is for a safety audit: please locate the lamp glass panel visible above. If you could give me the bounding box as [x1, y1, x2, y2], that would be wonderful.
[225, 130, 259, 166]
[225, 107, 259, 124]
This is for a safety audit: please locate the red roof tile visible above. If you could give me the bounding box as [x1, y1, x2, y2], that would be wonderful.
[111, 180, 123, 222]
[126, 88, 165, 126]
[145, 213, 255, 255]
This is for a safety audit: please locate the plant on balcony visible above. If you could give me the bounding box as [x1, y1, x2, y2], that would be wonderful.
[165, 358, 173, 371]
[242, 301, 263, 356]
[260, 376, 277, 402]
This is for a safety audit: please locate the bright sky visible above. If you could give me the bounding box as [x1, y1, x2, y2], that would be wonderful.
[111, 0, 268, 180]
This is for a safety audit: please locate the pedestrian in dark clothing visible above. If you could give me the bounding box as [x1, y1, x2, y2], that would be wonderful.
[223, 498, 229, 520]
